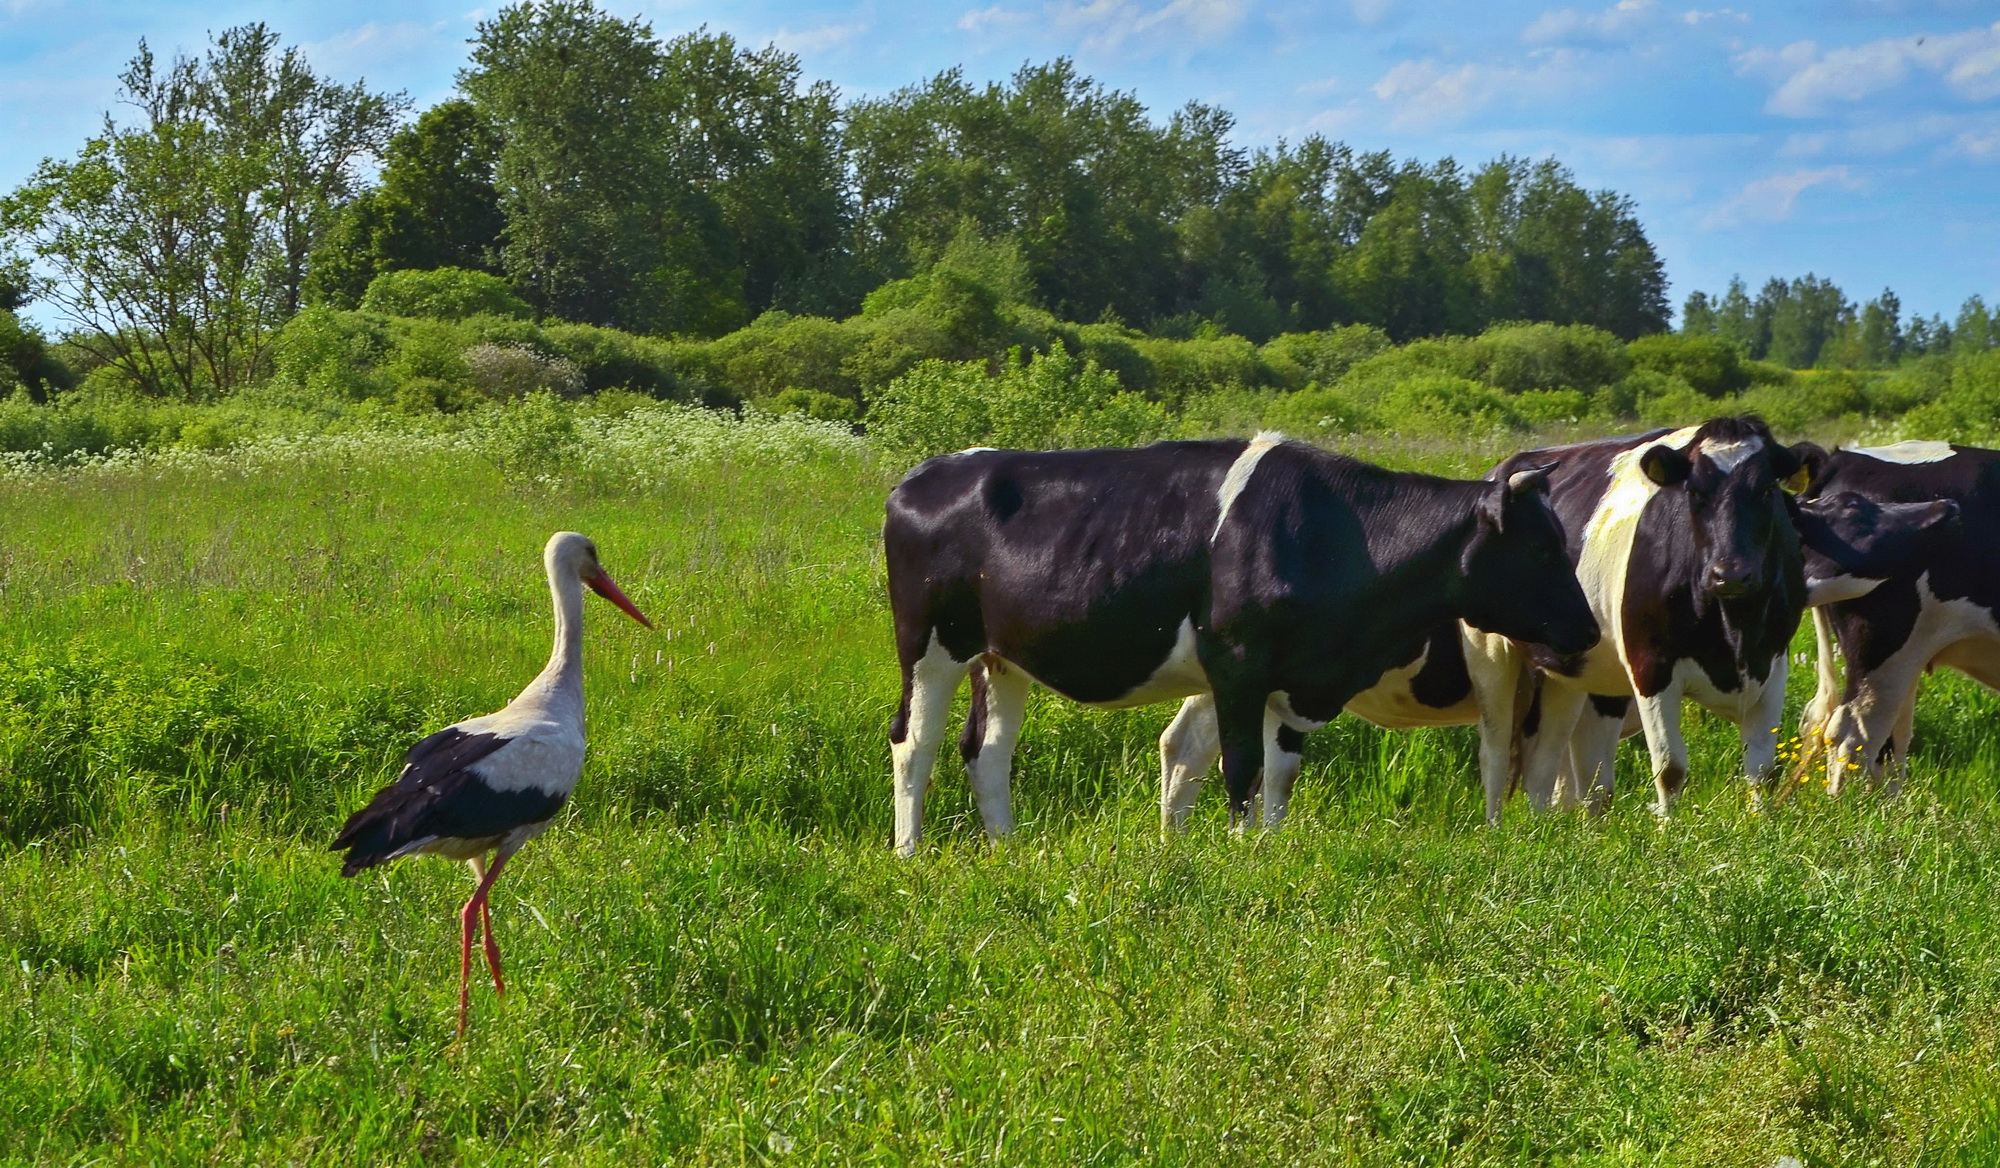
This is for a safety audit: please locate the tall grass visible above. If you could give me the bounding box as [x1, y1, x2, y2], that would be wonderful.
[3, 413, 2000, 1162]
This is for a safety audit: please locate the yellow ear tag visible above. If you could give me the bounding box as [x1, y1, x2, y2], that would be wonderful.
[1784, 466, 1811, 493]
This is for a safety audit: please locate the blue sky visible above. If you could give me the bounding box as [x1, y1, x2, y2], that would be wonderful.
[4, 0, 1999, 325]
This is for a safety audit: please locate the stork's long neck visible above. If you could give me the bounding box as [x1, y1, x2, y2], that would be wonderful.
[516, 562, 586, 723]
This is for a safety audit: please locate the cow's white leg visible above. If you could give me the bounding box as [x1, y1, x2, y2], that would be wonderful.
[964, 658, 1031, 840]
[1464, 627, 1522, 825]
[1260, 704, 1305, 829]
[1519, 680, 1590, 813]
[1159, 694, 1220, 833]
[1797, 608, 1844, 780]
[891, 636, 968, 857]
[1740, 656, 1788, 798]
[1567, 699, 1626, 815]
[1884, 695, 1917, 797]
[1635, 685, 1689, 817]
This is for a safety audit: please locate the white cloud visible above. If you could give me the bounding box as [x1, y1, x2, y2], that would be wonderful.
[1679, 8, 1747, 25]
[961, 0, 1250, 54]
[771, 21, 870, 57]
[1369, 51, 1584, 129]
[1351, 0, 1393, 24]
[1740, 21, 2000, 117]
[1705, 165, 1858, 226]
[1522, 0, 1656, 46]
[299, 21, 451, 78]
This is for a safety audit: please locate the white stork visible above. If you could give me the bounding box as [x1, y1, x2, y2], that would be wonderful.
[333, 531, 652, 1034]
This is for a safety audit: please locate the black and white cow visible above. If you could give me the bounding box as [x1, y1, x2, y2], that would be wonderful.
[1793, 440, 1990, 794]
[1488, 417, 1814, 816]
[883, 434, 1600, 854]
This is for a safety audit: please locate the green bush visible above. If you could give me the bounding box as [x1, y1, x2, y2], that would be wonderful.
[1741, 370, 1868, 432]
[867, 344, 1168, 465]
[1261, 325, 1394, 390]
[1136, 333, 1270, 406]
[1262, 385, 1375, 437]
[1901, 349, 2000, 440]
[1627, 333, 1751, 398]
[769, 387, 859, 424]
[1372, 373, 1527, 435]
[705, 312, 865, 405]
[358, 267, 531, 321]
[540, 322, 680, 397]
[270, 308, 395, 403]
[1465, 322, 1629, 395]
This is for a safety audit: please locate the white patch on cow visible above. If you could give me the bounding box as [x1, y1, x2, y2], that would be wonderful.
[1848, 440, 1956, 465]
[1267, 690, 1330, 733]
[1698, 435, 1763, 473]
[1083, 617, 1210, 709]
[1806, 574, 1886, 607]
[1159, 694, 1220, 831]
[955, 446, 999, 455]
[892, 633, 971, 856]
[1343, 642, 1480, 729]
[1212, 433, 1283, 541]
[1824, 572, 2000, 793]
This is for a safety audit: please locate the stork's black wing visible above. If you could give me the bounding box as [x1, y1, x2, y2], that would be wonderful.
[331, 727, 564, 877]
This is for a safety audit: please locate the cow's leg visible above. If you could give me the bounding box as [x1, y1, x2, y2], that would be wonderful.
[1463, 627, 1522, 825]
[1259, 705, 1307, 829]
[962, 656, 1030, 841]
[1740, 656, 1788, 800]
[1518, 681, 1590, 813]
[1635, 686, 1689, 817]
[1794, 608, 1843, 783]
[1883, 695, 1917, 797]
[890, 634, 969, 857]
[1568, 695, 1628, 815]
[1160, 695, 1221, 833]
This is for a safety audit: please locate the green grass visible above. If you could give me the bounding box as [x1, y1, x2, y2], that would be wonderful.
[5, 419, 2000, 1164]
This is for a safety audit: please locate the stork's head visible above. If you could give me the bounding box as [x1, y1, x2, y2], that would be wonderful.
[545, 531, 653, 628]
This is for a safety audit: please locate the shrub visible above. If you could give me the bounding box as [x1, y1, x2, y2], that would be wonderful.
[1628, 333, 1750, 398]
[541, 322, 679, 397]
[480, 390, 582, 479]
[1901, 349, 2000, 440]
[463, 343, 584, 400]
[867, 344, 1168, 465]
[1262, 325, 1395, 390]
[705, 312, 865, 405]
[1372, 374, 1527, 435]
[1136, 333, 1270, 406]
[1263, 385, 1376, 437]
[359, 267, 532, 321]
[768, 388, 859, 424]
[270, 307, 394, 403]
[1465, 322, 1629, 395]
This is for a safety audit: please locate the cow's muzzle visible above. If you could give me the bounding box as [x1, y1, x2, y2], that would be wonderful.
[1707, 560, 1756, 599]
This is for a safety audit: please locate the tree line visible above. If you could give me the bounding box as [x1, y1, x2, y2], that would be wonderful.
[1, 2, 1673, 400]
[1680, 276, 1998, 369]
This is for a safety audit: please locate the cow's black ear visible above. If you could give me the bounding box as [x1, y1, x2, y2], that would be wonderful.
[1640, 444, 1691, 487]
[1507, 462, 1556, 497]
[1778, 441, 1825, 492]
[1922, 499, 1961, 530]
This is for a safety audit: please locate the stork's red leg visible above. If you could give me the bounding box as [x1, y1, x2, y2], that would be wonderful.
[456, 853, 510, 1035]
[478, 853, 511, 997]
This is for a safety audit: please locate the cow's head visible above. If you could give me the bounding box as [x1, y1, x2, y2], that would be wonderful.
[1793, 491, 1960, 606]
[1459, 464, 1600, 655]
[1634, 416, 1808, 610]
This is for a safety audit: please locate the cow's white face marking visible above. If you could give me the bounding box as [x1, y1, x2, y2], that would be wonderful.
[1213, 433, 1284, 541]
[1572, 427, 1699, 684]
[1699, 436, 1763, 474]
[1849, 440, 1955, 465]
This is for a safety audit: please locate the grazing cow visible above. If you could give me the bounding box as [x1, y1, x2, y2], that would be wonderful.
[1489, 417, 1813, 816]
[1791, 440, 1991, 794]
[883, 435, 1599, 854]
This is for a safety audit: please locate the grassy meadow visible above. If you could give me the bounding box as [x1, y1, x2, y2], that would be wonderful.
[7, 409, 2000, 1164]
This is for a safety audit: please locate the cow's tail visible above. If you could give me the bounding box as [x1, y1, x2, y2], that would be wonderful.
[960, 656, 990, 764]
[1506, 663, 1544, 801]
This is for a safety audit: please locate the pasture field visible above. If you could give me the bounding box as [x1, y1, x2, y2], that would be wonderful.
[7, 410, 2000, 1165]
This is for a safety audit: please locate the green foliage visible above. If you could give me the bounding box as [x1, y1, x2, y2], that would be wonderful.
[704, 312, 863, 406]
[538, 321, 678, 396]
[0, 25, 403, 398]
[867, 344, 1167, 464]
[358, 267, 531, 321]
[1628, 332, 1752, 398]
[1261, 384, 1375, 437]
[1902, 349, 2000, 440]
[304, 99, 505, 309]
[1135, 332, 1270, 406]
[0, 309, 72, 400]
[1261, 324, 1393, 389]
[1462, 322, 1630, 394]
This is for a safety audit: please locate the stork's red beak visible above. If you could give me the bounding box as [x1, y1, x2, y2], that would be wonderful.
[585, 569, 653, 628]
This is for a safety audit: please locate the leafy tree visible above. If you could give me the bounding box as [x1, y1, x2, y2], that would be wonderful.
[462, 1, 674, 331]
[1766, 274, 1850, 368]
[305, 100, 504, 308]
[1956, 295, 1995, 352]
[1857, 287, 1902, 366]
[0, 25, 402, 397]
[359, 267, 531, 321]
